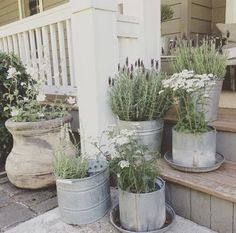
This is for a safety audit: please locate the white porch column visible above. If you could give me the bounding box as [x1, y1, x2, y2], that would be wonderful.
[123, 0, 161, 68]
[70, 0, 118, 156]
[226, 0, 236, 23]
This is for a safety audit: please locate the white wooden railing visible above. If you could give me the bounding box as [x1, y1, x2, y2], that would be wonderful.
[0, 3, 76, 96]
[0, 0, 145, 96]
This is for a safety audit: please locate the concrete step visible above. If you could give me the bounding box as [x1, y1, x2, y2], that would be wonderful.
[5, 188, 216, 233]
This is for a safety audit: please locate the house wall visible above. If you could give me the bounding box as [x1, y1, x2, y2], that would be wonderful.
[43, 0, 68, 11]
[212, 0, 226, 34]
[161, 0, 226, 38]
[161, 0, 182, 39]
[0, 0, 68, 26]
[0, 0, 19, 26]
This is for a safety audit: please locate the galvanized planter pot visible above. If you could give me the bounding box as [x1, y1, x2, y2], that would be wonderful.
[197, 80, 223, 122]
[172, 127, 216, 167]
[119, 177, 166, 232]
[5, 115, 75, 189]
[56, 161, 111, 225]
[117, 119, 164, 153]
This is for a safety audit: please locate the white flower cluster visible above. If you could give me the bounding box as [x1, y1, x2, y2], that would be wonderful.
[118, 160, 130, 169]
[7, 66, 20, 79]
[162, 70, 215, 93]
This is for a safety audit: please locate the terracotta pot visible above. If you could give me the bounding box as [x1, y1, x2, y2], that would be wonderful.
[5, 115, 75, 189]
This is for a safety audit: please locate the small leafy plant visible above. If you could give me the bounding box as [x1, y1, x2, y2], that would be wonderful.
[4, 66, 76, 122]
[53, 150, 89, 179]
[162, 70, 215, 133]
[173, 42, 227, 80]
[161, 4, 174, 23]
[92, 128, 160, 193]
[109, 59, 173, 121]
[0, 52, 33, 161]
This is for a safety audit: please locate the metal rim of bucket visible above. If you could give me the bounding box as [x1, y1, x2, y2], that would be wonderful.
[57, 159, 108, 184]
[164, 151, 225, 173]
[119, 177, 165, 196]
[110, 203, 176, 233]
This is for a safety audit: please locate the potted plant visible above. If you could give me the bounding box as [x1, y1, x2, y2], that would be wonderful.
[161, 4, 174, 55]
[109, 59, 172, 153]
[172, 42, 227, 122]
[104, 129, 165, 232]
[0, 52, 31, 164]
[4, 67, 76, 189]
[162, 70, 216, 167]
[53, 149, 111, 225]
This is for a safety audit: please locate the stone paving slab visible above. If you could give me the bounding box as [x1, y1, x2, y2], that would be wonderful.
[5, 207, 217, 233]
[5, 189, 216, 233]
[0, 176, 57, 232]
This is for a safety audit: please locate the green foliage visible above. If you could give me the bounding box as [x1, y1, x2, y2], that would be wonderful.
[0, 52, 33, 119]
[173, 42, 227, 80]
[4, 70, 76, 122]
[162, 70, 213, 133]
[161, 4, 174, 23]
[0, 52, 33, 162]
[175, 94, 208, 133]
[109, 60, 173, 121]
[53, 151, 89, 179]
[94, 128, 160, 193]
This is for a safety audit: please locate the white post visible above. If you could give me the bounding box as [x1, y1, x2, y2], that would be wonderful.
[123, 0, 161, 68]
[226, 0, 236, 23]
[70, 0, 118, 156]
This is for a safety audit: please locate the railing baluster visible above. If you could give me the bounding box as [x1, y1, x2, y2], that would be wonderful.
[3, 37, 9, 53]
[50, 23, 60, 87]
[35, 28, 45, 82]
[18, 33, 26, 65]
[29, 29, 38, 79]
[0, 39, 4, 52]
[23, 31, 31, 69]
[66, 19, 75, 88]
[58, 21, 68, 87]
[42, 25, 53, 86]
[7, 36, 13, 52]
[12, 34, 19, 56]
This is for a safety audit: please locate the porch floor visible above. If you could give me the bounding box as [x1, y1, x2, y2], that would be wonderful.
[3, 186, 216, 233]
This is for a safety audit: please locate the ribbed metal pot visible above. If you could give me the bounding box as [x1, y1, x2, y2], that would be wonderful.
[172, 127, 216, 167]
[119, 177, 166, 232]
[197, 80, 223, 122]
[56, 161, 111, 225]
[117, 119, 164, 153]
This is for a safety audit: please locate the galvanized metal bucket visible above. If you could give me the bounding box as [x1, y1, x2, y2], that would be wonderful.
[197, 80, 223, 122]
[172, 127, 216, 167]
[119, 177, 166, 232]
[117, 119, 164, 153]
[56, 160, 111, 225]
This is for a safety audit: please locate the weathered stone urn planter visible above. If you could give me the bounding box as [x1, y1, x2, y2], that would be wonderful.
[5, 115, 75, 189]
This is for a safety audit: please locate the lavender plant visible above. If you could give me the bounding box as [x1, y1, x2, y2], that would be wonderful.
[53, 150, 89, 179]
[109, 59, 173, 121]
[173, 42, 227, 80]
